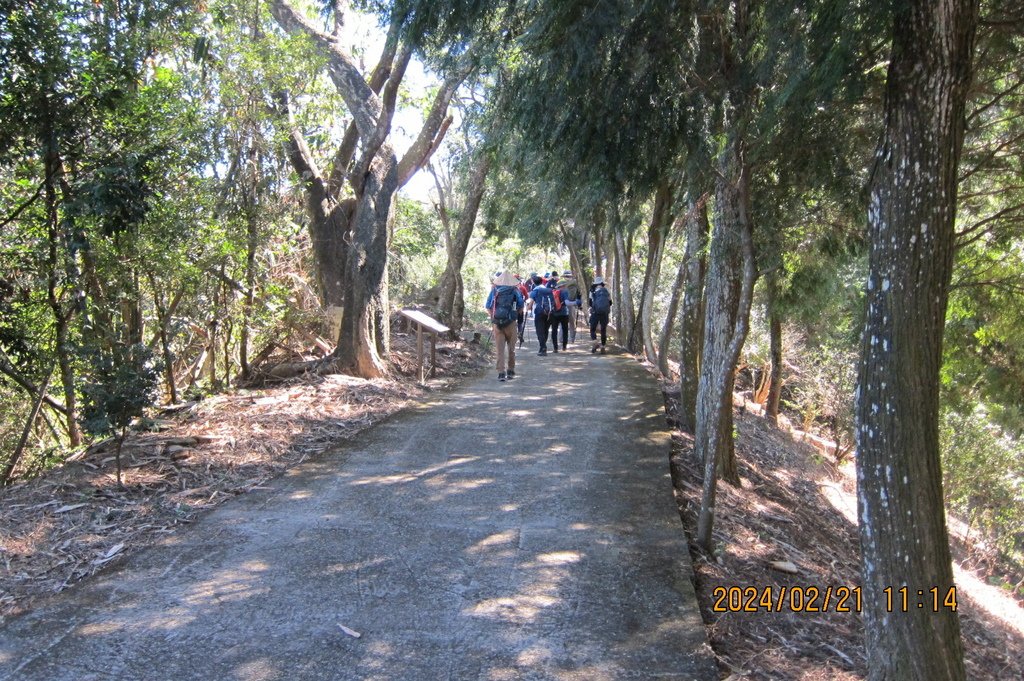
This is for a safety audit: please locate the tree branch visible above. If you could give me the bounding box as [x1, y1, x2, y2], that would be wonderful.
[270, 0, 382, 137]
[0, 347, 68, 416]
[955, 200, 1024, 249]
[396, 64, 471, 187]
[327, 19, 403, 195]
[0, 181, 46, 231]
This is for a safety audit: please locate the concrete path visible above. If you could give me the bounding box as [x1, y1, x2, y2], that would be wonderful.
[0, 339, 716, 680]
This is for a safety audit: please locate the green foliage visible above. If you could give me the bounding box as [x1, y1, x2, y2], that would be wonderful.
[941, 408, 1024, 557]
[391, 197, 446, 302]
[80, 343, 161, 438]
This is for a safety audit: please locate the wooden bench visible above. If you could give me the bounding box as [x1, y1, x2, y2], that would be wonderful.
[398, 309, 450, 384]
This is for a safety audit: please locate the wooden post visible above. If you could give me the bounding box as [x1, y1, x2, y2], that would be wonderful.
[430, 334, 438, 377]
[416, 323, 425, 383]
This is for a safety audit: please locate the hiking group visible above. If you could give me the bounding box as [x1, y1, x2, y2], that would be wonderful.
[485, 269, 613, 382]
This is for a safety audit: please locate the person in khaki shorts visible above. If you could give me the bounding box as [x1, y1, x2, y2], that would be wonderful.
[485, 271, 525, 382]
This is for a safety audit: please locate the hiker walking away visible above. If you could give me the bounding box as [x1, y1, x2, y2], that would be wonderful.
[526, 275, 556, 355]
[516, 275, 530, 346]
[486, 271, 525, 381]
[562, 271, 582, 344]
[589, 277, 612, 353]
[550, 280, 572, 352]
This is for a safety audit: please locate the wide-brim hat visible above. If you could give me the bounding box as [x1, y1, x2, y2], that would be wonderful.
[492, 271, 519, 286]
[593, 276, 605, 285]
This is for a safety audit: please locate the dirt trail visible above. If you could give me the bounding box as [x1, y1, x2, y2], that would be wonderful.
[0, 343, 715, 680]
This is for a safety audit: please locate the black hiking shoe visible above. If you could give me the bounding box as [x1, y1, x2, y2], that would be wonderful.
[498, 372, 506, 382]
[538, 349, 547, 356]
[591, 342, 598, 353]
[506, 370, 516, 379]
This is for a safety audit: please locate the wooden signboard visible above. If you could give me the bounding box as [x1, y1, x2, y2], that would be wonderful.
[398, 309, 450, 383]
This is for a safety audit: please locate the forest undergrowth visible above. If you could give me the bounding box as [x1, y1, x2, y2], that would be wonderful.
[663, 389, 1024, 680]
[0, 330, 489, 622]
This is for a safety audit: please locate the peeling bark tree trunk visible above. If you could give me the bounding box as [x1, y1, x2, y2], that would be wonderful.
[855, 1, 977, 678]
[677, 198, 709, 434]
[436, 153, 490, 335]
[695, 133, 756, 552]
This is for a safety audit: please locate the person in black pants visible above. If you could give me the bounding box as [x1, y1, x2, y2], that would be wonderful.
[588, 277, 612, 353]
[527, 275, 556, 355]
[550, 281, 571, 351]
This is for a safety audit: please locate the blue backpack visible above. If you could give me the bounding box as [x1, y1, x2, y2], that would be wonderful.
[492, 286, 518, 327]
[535, 288, 554, 316]
[592, 286, 611, 314]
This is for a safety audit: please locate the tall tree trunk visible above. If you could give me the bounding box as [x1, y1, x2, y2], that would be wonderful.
[562, 222, 592, 318]
[695, 132, 756, 551]
[149, 278, 179, 404]
[609, 233, 621, 333]
[657, 236, 686, 378]
[240, 205, 258, 377]
[122, 268, 143, 346]
[437, 153, 491, 335]
[593, 231, 604, 278]
[613, 222, 637, 350]
[43, 137, 81, 447]
[632, 182, 673, 359]
[765, 272, 783, 425]
[334, 157, 397, 378]
[856, 1, 977, 678]
[677, 198, 709, 434]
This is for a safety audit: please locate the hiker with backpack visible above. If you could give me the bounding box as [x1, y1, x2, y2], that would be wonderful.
[526, 275, 556, 355]
[485, 271, 525, 381]
[550, 280, 572, 351]
[562, 272, 582, 344]
[589, 277, 612, 353]
[516, 275, 530, 346]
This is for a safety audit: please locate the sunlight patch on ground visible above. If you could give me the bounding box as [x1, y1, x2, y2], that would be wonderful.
[468, 530, 518, 555]
[536, 551, 583, 565]
[467, 594, 560, 622]
[516, 645, 554, 666]
[424, 476, 494, 493]
[818, 481, 857, 526]
[232, 658, 278, 681]
[818, 465, 1024, 640]
[77, 620, 124, 635]
[954, 564, 1024, 637]
[350, 473, 415, 486]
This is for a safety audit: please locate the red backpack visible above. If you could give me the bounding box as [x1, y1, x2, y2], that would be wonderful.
[552, 289, 564, 311]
